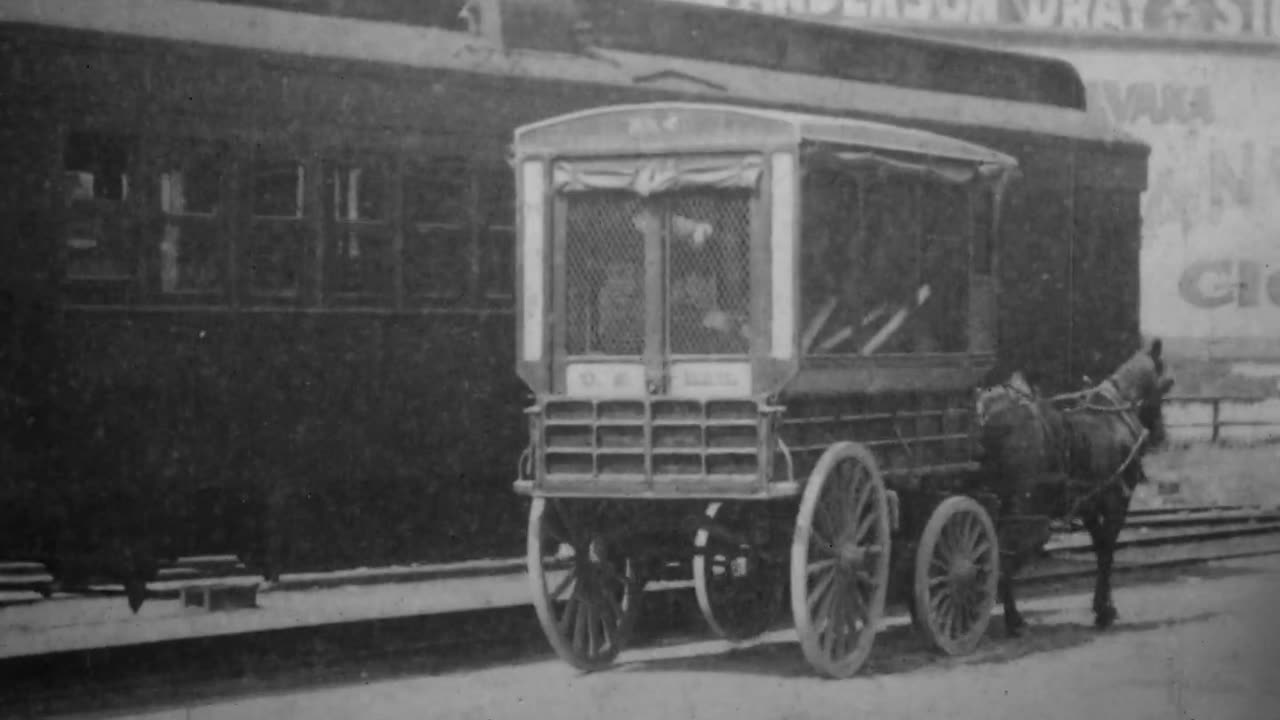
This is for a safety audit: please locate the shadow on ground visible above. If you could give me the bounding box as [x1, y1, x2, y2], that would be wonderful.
[618, 562, 1257, 680]
[624, 609, 1222, 680]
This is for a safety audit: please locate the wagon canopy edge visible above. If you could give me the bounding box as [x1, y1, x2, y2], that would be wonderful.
[513, 103, 1019, 176]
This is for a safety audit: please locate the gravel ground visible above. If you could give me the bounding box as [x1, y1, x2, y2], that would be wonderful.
[104, 555, 1280, 720]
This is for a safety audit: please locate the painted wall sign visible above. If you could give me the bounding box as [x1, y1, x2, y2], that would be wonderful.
[1038, 48, 1280, 345]
[682, 0, 1280, 40]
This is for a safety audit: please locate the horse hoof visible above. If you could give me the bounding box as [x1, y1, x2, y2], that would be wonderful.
[1094, 606, 1117, 629]
[1005, 617, 1027, 637]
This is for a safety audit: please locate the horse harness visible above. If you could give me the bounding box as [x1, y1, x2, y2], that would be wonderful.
[1050, 379, 1151, 519]
[990, 376, 1150, 519]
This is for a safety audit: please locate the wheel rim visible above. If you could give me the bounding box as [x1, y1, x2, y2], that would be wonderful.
[791, 443, 891, 679]
[693, 502, 785, 642]
[527, 498, 639, 671]
[914, 497, 999, 656]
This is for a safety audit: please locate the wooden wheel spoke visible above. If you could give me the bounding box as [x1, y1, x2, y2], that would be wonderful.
[971, 539, 992, 561]
[807, 567, 837, 614]
[573, 596, 591, 653]
[549, 570, 576, 601]
[960, 515, 982, 556]
[930, 584, 952, 613]
[843, 582, 867, 629]
[930, 553, 951, 573]
[587, 604, 601, 655]
[816, 499, 844, 541]
[808, 557, 837, 576]
[809, 523, 838, 556]
[557, 591, 579, 635]
[843, 468, 867, 523]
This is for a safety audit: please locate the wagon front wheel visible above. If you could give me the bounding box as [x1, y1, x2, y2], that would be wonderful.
[913, 496, 999, 656]
[791, 442, 891, 679]
[527, 498, 641, 671]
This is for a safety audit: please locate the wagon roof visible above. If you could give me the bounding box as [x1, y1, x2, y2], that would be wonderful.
[514, 102, 1018, 169]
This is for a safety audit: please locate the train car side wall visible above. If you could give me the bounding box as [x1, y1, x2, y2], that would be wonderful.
[0, 18, 1145, 575]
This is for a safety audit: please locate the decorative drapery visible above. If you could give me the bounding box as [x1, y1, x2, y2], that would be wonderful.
[552, 155, 763, 196]
[806, 147, 1016, 186]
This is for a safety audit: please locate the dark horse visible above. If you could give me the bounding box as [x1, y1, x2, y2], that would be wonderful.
[975, 339, 1175, 634]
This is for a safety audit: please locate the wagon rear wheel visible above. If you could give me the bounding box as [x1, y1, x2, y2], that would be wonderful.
[527, 498, 641, 671]
[791, 442, 891, 679]
[913, 496, 999, 656]
[693, 502, 786, 642]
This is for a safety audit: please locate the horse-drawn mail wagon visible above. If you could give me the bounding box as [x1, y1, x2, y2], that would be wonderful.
[511, 102, 1029, 677]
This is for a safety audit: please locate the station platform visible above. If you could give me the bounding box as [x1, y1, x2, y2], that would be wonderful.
[0, 557, 541, 660]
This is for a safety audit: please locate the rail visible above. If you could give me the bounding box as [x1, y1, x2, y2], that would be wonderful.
[1163, 394, 1280, 444]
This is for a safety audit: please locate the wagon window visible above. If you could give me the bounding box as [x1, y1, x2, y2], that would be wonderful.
[403, 158, 471, 300]
[859, 177, 923, 355]
[800, 169, 862, 355]
[801, 172, 959, 357]
[666, 189, 752, 355]
[157, 138, 227, 295]
[323, 155, 394, 302]
[918, 183, 970, 353]
[62, 131, 137, 282]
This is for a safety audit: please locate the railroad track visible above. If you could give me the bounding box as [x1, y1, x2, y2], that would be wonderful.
[5, 506, 1280, 719]
[2, 503, 1279, 606]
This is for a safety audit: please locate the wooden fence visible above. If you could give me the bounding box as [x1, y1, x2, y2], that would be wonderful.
[1163, 395, 1280, 444]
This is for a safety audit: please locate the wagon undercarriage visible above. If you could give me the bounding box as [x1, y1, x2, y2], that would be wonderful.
[522, 442, 1003, 677]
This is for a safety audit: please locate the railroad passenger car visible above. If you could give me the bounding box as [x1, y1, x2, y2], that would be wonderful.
[0, 0, 1145, 589]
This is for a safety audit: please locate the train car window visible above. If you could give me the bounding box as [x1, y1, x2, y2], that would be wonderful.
[480, 169, 515, 300]
[919, 183, 970, 353]
[246, 153, 306, 296]
[158, 139, 228, 295]
[252, 158, 305, 219]
[403, 159, 471, 300]
[323, 157, 394, 302]
[62, 131, 137, 281]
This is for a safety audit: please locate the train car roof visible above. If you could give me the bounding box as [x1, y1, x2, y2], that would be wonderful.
[515, 102, 1018, 171]
[0, 0, 1145, 151]
[572, 0, 1089, 111]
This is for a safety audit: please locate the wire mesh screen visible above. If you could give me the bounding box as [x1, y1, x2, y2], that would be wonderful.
[562, 189, 753, 358]
[564, 192, 645, 356]
[667, 191, 751, 355]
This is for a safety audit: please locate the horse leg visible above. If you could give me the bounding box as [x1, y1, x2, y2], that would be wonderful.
[1082, 510, 1118, 629]
[998, 549, 1027, 636]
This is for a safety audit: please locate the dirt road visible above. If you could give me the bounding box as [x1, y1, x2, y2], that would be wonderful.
[114, 556, 1280, 720]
